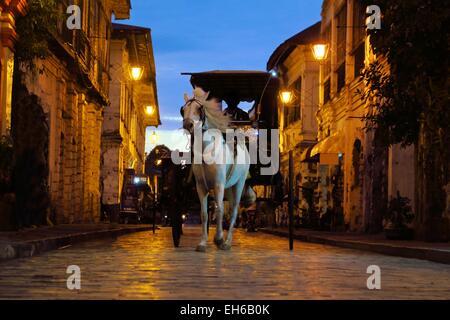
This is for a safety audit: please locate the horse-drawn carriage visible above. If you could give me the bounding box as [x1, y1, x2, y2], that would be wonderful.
[166, 70, 280, 249]
[119, 169, 151, 224]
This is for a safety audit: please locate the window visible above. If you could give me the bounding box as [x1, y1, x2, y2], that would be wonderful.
[324, 78, 331, 104]
[284, 77, 302, 127]
[352, 0, 366, 49]
[336, 5, 347, 92]
[284, 107, 289, 128]
[322, 24, 331, 80]
[354, 44, 365, 79]
[322, 24, 331, 104]
[336, 5, 347, 65]
[352, 0, 366, 79]
[337, 63, 346, 92]
[58, 0, 73, 43]
[292, 77, 302, 122]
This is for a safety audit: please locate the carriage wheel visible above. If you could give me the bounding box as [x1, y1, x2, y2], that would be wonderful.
[172, 213, 183, 247]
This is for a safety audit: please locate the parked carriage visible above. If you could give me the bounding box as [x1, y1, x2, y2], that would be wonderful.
[119, 169, 151, 224]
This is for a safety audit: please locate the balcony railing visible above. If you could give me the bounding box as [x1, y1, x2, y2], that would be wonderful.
[74, 29, 91, 69]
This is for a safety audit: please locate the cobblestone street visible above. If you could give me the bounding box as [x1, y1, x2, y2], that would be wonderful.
[0, 226, 449, 299]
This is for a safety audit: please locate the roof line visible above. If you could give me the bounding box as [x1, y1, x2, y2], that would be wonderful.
[267, 21, 321, 71]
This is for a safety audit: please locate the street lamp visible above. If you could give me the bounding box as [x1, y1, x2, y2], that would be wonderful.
[280, 90, 294, 105]
[130, 66, 144, 81]
[311, 43, 329, 62]
[149, 131, 159, 144]
[145, 105, 155, 116]
[279, 88, 296, 250]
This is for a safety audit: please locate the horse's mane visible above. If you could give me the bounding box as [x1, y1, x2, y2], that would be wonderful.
[193, 87, 230, 133]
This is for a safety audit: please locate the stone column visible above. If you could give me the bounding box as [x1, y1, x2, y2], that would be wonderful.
[0, 0, 27, 136]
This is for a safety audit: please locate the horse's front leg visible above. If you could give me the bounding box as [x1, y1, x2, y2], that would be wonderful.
[196, 186, 209, 252]
[213, 183, 225, 247]
[221, 179, 246, 250]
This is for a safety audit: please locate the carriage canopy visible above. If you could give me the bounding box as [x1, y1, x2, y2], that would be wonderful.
[181, 70, 280, 129]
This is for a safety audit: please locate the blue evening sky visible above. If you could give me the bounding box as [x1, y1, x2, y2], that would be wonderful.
[123, 0, 322, 151]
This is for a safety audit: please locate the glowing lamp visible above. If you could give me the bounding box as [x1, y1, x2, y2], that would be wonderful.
[145, 105, 155, 116]
[149, 131, 159, 144]
[280, 90, 293, 104]
[312, 43, 329, 61]
[130, 67, 144, 81]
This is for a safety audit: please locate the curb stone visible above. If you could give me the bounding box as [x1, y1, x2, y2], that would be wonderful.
[0, 226, 151, 262]
[260, 228, 450, 265]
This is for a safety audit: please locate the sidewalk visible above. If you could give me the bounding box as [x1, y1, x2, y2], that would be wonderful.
[260, 227, 450, 265]
[0, 224, 152, 261]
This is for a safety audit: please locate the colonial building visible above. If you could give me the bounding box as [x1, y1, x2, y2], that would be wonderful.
[0, 0, 27, 136]
[313, 0, 415, 232]
[17, 0, 131, 224]
[101, 23, 160, 219]
[267, 22, 321, 207]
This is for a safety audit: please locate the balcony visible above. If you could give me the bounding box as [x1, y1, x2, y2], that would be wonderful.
[74, 29, 91, 71]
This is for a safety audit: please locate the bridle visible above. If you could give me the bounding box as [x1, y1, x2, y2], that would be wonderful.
[180, 98, 206, 127]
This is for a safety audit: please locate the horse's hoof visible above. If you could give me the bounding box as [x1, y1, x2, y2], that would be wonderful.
[219, 242, 232, 251]
[196, 245, 207, 252]
[214, 238, 224, 247]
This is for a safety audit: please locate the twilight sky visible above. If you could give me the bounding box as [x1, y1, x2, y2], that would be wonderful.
[123, 0, 321, 151]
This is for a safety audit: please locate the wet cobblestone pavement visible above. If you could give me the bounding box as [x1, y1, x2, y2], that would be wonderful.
[0, 226, 449, 299]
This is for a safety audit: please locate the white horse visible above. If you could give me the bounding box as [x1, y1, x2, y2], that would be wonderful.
[181, 87, 250, 251]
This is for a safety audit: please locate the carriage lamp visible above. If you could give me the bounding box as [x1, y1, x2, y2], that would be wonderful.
[280, 90, 294, 104]
[270, 69, 278, 77]
[145, 105, 155, 116]
[156, 159, 162, 166]
[149, 131, 159, 144]
[312, 43, 329, 62]
[130, 66, 144, 81]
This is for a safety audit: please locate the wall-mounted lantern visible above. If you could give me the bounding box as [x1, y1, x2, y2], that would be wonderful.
[311, 43, 329, 62]
[130, 66, 144, 81]
[280, 90, 294, 105]
[149, 131, 159, 144]
[145, 105, 155, 116]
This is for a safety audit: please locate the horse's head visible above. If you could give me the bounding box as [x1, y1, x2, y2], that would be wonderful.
[180, 87, 210, 133]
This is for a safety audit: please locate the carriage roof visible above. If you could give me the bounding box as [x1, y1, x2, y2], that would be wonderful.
[181, 70, 280, 128]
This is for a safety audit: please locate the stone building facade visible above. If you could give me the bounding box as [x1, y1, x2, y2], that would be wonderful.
[19, 0, 131, 224]
[0, 0, 27, 137]
[101, 23, 160, 218]
[314, 0, 415, 232]
[267, 22, 321, 207]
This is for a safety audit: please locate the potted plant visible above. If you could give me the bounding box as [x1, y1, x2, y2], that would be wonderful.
[384, 191, 415, 240]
